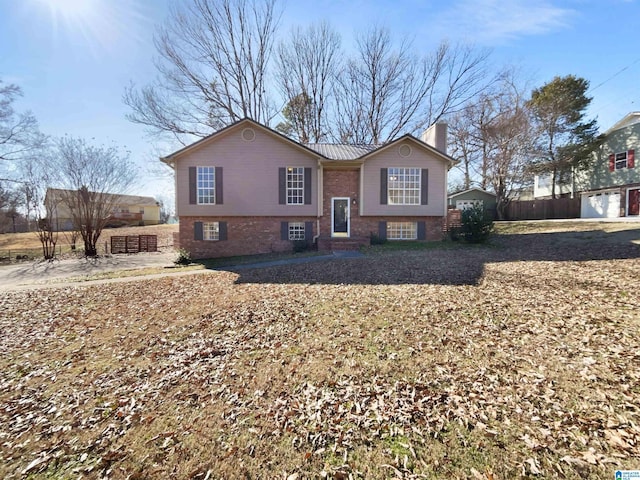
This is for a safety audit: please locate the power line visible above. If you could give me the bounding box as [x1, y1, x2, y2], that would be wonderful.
[588, 57, 640, 93]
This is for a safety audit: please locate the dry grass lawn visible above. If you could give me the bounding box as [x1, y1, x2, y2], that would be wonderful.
[1, 222, 639, 479]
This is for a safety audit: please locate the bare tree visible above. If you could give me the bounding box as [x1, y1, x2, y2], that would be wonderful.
[334, 28, 490, 144]
[51, 137, 138, 257]
[124, 0, 280, 144]
[448, 70, 535, 219]
[17, 157, 57, 257]
[0, 80, 47, 163]
[448, 108, 480, 191]
[275, 22, 341, 143]
[484, 89, 533, 219]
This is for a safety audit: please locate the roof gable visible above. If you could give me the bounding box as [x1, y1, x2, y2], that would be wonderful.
[161, 118, 457, 166]
[449, 187, 496, 199]
[605, 112, 640, 134]
[161, 118, 324, 163]
[360, 134, 457, 166]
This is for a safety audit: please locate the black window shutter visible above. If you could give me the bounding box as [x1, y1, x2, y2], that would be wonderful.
[219, 221, 227, 241]
[304, 167, 312, 204]
[280, 221, 289, 240]
[380, 168, 388, 205]
[304, 221, 313, 243]
[279, 168, 286, 204]
[378, 221, 387, 240]
[215, 167, 223, 204]
[421, 169, 429, 205]
[189, 167, 197, 204]
[417, 221, 426, 240]
[194, 221, 203, 240]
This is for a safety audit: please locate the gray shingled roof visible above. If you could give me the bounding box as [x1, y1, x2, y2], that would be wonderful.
[306, 143, 379, 160]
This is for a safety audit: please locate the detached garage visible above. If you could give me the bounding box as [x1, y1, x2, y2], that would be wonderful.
[448, 188, 497, 219]
[580, 190, 621, 218]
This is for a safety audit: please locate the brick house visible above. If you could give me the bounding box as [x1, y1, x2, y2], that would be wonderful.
[45, 188, 161, 230]
[161, 118, 456, 259]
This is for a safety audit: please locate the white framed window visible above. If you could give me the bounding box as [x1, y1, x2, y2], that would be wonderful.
[203, 222, 219, 241]
[197, 166, 215, 204]
[288, 222, 305, 240]
[387, 222, 417, 240]
[287, 167, 304, 205]
[615, 151, 628, 170]
[388, 167, 421, 205]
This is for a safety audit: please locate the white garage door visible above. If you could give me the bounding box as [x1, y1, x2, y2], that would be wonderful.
[456, 199, 483, 210]
[581, 191, 620, 218]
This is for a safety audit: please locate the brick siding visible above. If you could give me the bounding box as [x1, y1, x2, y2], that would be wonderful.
[353, 216, 446, 240]
[320, 169, 360, 237]
[178, 216, 316, 259]
[320, 168, 445, 241]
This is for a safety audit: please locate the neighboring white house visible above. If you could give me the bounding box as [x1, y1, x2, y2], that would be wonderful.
[533, 112, 640, 218]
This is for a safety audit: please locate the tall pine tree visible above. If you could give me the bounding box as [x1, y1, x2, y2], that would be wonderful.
[528, 75, 601, 198]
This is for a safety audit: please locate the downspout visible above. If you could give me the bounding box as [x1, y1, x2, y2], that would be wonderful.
[313, 159, 322, 244]
[359, 163, 365, 215]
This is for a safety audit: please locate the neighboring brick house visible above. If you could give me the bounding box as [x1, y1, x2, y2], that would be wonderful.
[161, 118, 456, 259]
[45, 188, 161, 230]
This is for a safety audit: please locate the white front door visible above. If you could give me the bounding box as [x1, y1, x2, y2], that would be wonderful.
[331, 197, 350, 237]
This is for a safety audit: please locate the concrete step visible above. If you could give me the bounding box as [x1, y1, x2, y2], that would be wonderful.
[317, 236, 370, 252]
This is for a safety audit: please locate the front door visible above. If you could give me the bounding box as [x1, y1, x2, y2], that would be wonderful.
[629, 188, 640, 216]
[332, 197, 350, 237]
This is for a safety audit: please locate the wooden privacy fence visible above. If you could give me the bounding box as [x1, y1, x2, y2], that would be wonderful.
[110, 235, 158, 254]
[506, 198, 580, 220]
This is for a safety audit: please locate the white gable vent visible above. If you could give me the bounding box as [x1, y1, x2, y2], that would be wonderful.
[242, 128, 256, 142]
[398, 144, 412, 157]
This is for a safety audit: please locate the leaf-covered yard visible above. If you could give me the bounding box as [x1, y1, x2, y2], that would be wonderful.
[1, 224, 639, 479]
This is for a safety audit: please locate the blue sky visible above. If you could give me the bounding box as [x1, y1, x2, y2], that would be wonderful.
[1, 0, 639, 200]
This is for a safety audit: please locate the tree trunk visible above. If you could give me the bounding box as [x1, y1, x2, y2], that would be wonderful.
[551, 167, 558, 199]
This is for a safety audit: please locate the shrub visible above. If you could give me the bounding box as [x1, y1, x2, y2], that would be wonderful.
[459, 204, 493, 243]
[174, 248, 192, 266]
[292, 240, 309, 253]
[369, 232, 387, 245]
[448, 225, 462, 242]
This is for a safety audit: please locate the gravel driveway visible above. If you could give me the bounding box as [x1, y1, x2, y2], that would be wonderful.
[0, 251, 177, 290]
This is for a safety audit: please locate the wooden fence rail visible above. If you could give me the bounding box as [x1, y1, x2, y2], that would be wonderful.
[110, 235, 158, 254]
[505, 198, 580, 221]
